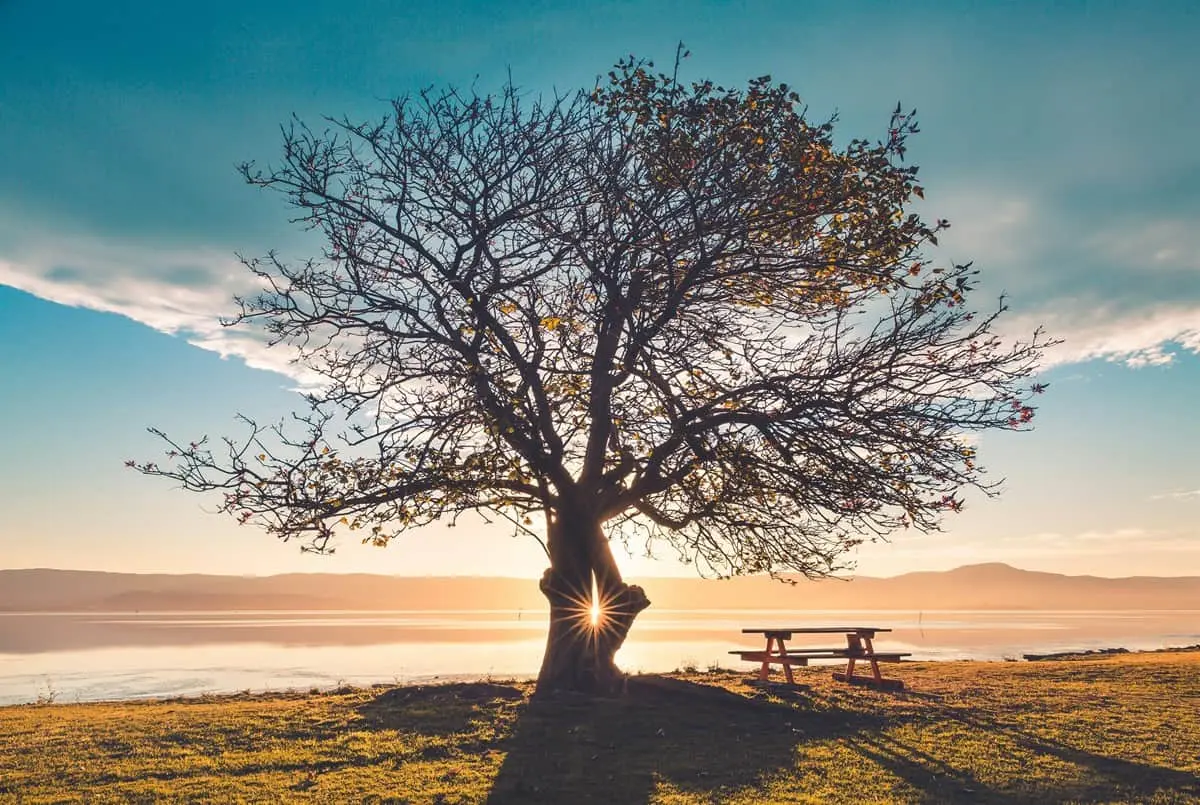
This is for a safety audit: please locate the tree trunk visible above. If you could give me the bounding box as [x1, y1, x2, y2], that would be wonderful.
[535, 508, 650, 695]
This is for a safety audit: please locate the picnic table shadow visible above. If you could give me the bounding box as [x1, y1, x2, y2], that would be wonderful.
[483, 675, 884, 804]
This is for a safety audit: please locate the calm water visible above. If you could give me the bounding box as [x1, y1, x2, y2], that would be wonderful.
[1, 609, 1197, 705]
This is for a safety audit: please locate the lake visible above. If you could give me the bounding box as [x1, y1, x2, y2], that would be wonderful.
[2, 609, 1197, 705]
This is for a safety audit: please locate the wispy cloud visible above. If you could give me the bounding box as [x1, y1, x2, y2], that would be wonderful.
[866, 526, 1200, 566]
[930, 190, 1036, 266]
[1151, 489, 1200, 501]
[1084, 219, 1200, 274]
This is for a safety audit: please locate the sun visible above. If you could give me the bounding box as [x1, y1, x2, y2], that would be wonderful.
[560, 577, 615, 640]
[570, 577, 608, 633]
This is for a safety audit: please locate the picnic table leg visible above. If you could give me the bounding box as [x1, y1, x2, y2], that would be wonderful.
[864, 635, 884, 683]
[778, 638, 795, 684]
[758, 636, 774, 681]
[844, 633, 861, 682]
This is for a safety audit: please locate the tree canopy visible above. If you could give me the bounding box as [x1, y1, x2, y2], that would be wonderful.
[134, 51, 1053, 691]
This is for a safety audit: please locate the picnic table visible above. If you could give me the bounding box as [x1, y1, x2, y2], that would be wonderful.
[731, 627, 910, 690]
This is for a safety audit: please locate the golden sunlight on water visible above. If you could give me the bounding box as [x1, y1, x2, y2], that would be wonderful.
[0, 610, 1197, 704]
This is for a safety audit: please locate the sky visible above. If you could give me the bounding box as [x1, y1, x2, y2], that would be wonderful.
[1, 0, 1198, 579]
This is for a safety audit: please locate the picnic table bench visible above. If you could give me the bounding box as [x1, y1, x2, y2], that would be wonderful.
[731, 627, 910, 690]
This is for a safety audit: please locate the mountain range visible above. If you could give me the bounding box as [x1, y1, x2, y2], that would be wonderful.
[1, 563, 1197, 612]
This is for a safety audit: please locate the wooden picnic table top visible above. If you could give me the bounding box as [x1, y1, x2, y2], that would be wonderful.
[742, 627, 891, 635]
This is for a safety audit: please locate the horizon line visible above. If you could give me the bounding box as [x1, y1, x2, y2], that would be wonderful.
[3, 562, 1199, 581]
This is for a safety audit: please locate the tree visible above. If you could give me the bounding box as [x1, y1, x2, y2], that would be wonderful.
[133, 50, 1053, 694]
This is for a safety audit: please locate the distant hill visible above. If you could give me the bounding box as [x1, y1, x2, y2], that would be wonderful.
[647, 563, 1200, 611]
[1, 563, 1197, 612]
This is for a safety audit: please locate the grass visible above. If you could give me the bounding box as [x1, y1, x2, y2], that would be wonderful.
[1, 652, 1198, 803]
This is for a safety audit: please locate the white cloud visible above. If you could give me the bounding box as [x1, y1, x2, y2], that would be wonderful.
[3, 187, 1199, 389]
[1003, 303, 1200, 369]
[919, 185, 1200, 371]
[0, 221, 325, 387]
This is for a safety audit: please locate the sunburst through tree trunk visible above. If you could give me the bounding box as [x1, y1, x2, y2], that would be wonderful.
[536, 507, 650, 693]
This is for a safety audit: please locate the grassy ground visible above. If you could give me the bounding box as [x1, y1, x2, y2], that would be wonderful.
[1, 651, 1198, 804]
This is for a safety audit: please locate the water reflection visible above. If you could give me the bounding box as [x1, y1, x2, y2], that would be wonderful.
[1, 610, 1196, 705]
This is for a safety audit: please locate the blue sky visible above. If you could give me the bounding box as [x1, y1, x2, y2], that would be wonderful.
[1, 0, 1197, 578]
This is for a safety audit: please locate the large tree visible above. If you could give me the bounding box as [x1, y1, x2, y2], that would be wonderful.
[134, 52, 1052, 693]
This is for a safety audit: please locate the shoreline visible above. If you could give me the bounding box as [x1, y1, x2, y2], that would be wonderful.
[1021, 643, 1200, 661]
[6, 643, 1200, 710]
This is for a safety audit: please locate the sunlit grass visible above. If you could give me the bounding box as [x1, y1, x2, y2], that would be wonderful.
[1, 651, 1197, 803]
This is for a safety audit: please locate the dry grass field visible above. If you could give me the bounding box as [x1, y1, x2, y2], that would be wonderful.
[2, 651, 1198, 803]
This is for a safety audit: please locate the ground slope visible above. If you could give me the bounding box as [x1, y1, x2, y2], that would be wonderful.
[1, 652, 1198, 803]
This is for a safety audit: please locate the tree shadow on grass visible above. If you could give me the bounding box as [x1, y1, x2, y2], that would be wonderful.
[357, 682, 524, 736]
[945, 707, 1200, 803]
[485, 674, 885, 804]
[845, 732, 1019, 803]
[846, 705, 1200, 804]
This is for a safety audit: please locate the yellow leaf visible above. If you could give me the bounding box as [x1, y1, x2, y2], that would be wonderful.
[540, 316, 562, 331]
